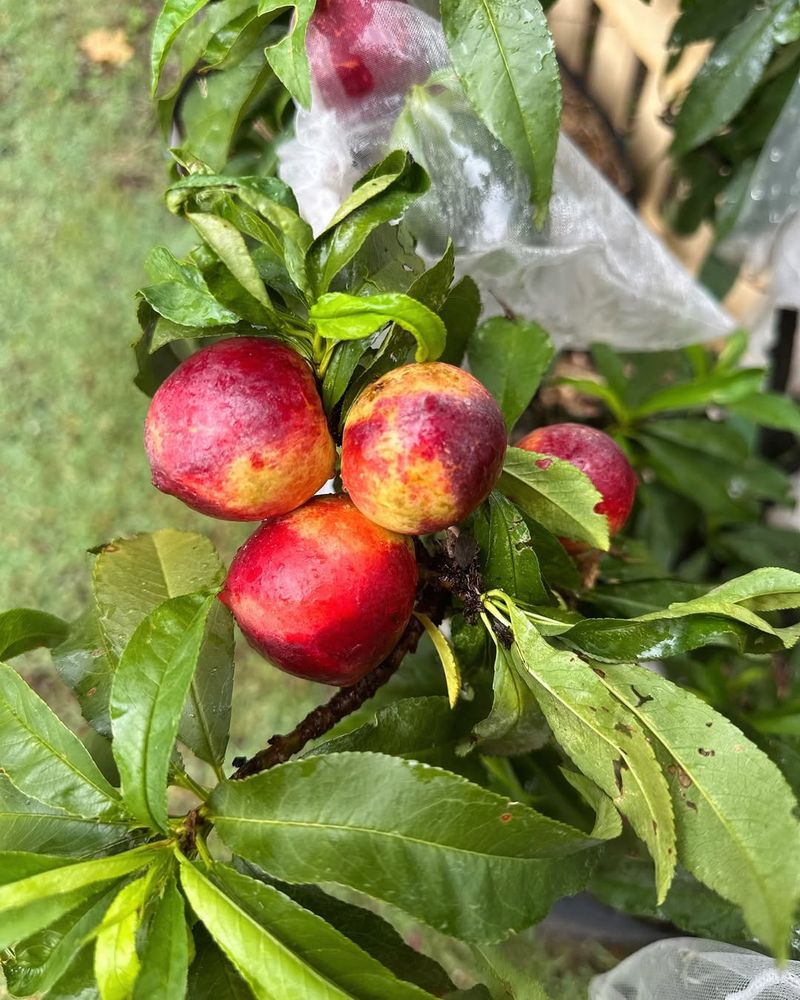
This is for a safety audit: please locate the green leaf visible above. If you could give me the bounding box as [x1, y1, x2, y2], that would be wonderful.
[582, 580, 710, 618]
[0, 608, 68, 661]
[498, 448, 610, 550]
[133, 878, 189, 1000]
[248, 877, 453, 996]
[208, 752, 597, 942]
[633, 368, 764, 417]
[309, 293, 446, 362]
[179, 858, 439, 999]
[715, 523, 800, 574]
[441, 0, 561, 225]
[322, 341, 370, 412]
[0, 847, 158, 951]
[439, 276, 481, 367]
[94, 875, 150, 1000]
[52, 606, 116, 737]
[560, 769, 624, 841]
[505, 603, 676, 902]
[523, 518, 580, 592]
[672, 0, 795, 154]
[261, 0, 316, 109]
[3, 887, 117, 998]
[151, 0, 211, 95]
[187, 925, 254, 999]
[111, 594, 219, 832]
[0, 776, 132, 858]
[187, 212, 274, 311]
[468, 317, 554, 431]
[308, 152, 430, 298]
[405, 241, 456, 312]
[0, 663, 122, 820]
[178, 47, 274, 171]
[140, 247, 241, 328]
[473, 493, 549, 605]
[470, 641, 549, 756]
[415, 614, 462, 709]
[594, 662, 800, 957]
[728, 391, 800, 435]
[180, 600, 235, 773]
[554, 378, 628, 424]
[669, 0, 754, 47]
[93, 529, 225, 658]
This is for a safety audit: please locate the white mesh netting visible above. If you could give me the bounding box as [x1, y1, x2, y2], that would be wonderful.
[279, 0, 734, 350]
[590, 939, 800, 1000]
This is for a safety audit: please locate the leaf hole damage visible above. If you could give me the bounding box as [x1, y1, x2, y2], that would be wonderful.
[667, 763, 693, 789]
[698, 747, 715, 757]
[615, 722, 634, 737]
[613, 756, 628, 794]
[593, 667, 606, 679]
[630, 685, 653, 708]
[685, 800, 698, 812]
[535, 457, 552, 470]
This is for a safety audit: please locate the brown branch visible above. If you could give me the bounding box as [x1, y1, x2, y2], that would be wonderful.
[230, 615, 427, 780]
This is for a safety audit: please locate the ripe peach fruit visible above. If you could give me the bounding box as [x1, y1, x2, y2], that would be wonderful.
[144, 338, 335, 521]
[308, 0, 422, 107]
[341, 363, 507, 535]
[517, 423, 637, 535]
[220, 495, 418, 686]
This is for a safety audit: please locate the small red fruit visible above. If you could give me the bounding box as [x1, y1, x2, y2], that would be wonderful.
[220, 495, 418, 686]
[144, 338, 335, 521]
[308, 0, 423, 108]
[517, 423, 638, 535]
[341, 363, 508, 535]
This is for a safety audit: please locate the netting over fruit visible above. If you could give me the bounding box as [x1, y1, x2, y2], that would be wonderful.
[278, 0, 733, 350]
[591, 939, 800, 1000]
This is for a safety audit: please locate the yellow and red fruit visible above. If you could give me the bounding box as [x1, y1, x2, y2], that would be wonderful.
[341, 362, 507, 535]
[220, 495, 418, 686]
[144, 338, 335, 521]
[517, 423, 637, 535]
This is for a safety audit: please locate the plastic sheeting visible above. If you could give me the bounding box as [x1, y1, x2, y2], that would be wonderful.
[279, 0, 734, 349]
[591, 938, 800, 1000]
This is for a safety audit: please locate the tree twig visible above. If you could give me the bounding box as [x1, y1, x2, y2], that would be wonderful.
[230, 615, 427, 780]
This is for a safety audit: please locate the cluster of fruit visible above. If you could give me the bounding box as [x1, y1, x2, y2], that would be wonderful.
[145, 338, 637, 688]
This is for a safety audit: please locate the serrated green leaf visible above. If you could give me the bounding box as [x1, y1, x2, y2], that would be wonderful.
[473, 493, 549, 605]
[151, 0, 211, 94]
[439, 276, 481, 368]
[672, 0, 794, 154]
[633, 368, 764, 417]
[470, 641, 549, 757]
[111, 594, 219, 832]
[0, 609, 68, 661]
[180, 600, 235, 773]
[187, 925, 254, 999]
[0, 663, 122, 820]
[728, 391, 800, 435]
[133, 878, 189, 1000]
[52, 606, 116, 738]
[0, 776, 132, 858]
[209, 753, 597, 942]
[468, 318, 554, 431]
[260, 0, 315, 108]
[505, 603, 676, 901]
[93, 530, 225, 658]
[308, 152, 430, 298]
[245, 876, 453, 996]
[310, 293, 446, 362]
[322, 340, 370, 412]
[405, 242, 456, 312]
[0, 847, 158, 951]
[3, 887, 117, 998]
[179, 859, 438, 999]
[498, 448, 609, 550]
[441, 0, 560, 225]
[560, 769, 623, 841]
[594, 662, 800, 957]
[94, 875, 150, 1000]
[187, 212, 274, 310]
[140, 246, 241, 328]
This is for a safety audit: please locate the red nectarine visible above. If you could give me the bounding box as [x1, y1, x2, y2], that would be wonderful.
[144, 338, 335, 521]
[342, 363, 507, 535]
[220, 495, 418, 686]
